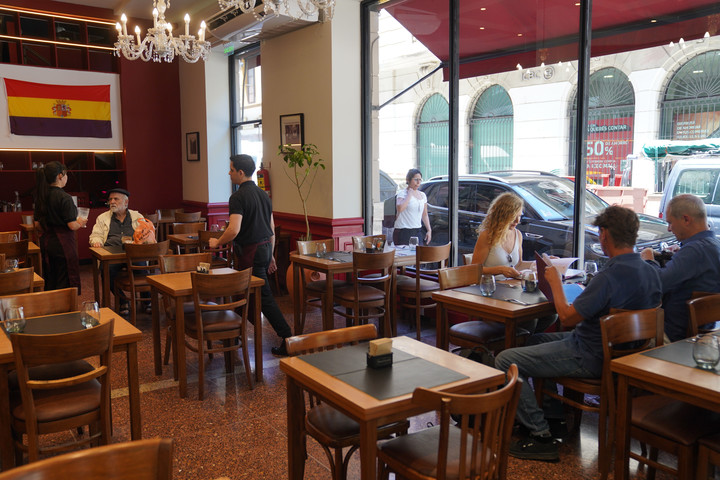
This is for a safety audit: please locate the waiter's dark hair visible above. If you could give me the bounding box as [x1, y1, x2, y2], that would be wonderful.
[231, 154, 256, 177]
[34, 161, 67, 229]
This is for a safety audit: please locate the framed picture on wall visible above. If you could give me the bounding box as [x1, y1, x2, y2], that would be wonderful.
[280, 113, 304, 151]
[186, 132, 200, 161]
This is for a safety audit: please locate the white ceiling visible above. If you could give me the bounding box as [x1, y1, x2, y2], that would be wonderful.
[58, 0, 222, 25]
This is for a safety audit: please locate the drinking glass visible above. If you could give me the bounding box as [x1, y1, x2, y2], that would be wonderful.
[316, 242, 327, 258]
[373, 237, 385, 252]
[583, 261, 598, 284]
[4, 306, 25, 334]
[408, 236, 419, 251]
[121, 235, 133, 244]
[4, 258, 18, 272]
[522, 271, 538, 292]
[81, 301, 100, 329]
[77, 207, 90, 220]
[210, 224, 219, 232]
[479, 274, 496, 297]
[693, 334, 720, 370]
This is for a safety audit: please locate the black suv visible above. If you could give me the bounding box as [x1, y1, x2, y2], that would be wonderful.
[386, 171, 676, 264]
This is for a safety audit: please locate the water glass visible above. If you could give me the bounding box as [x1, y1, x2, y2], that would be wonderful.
[693, 334, 720, 370]
[522, 271, 538, 293]
[4, 258, 18, 272]
[81, 301, 100, 329]
[583, 261, 598, 284]
[121, 235, 133, 244]
[316, 242, 327, 258]
[408, 236, 419, 251]
[479, 274, 496, 297]
[4, 306, 25, 334]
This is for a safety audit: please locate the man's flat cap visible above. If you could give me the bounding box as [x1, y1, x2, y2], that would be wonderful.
[107, 188, 130, 197]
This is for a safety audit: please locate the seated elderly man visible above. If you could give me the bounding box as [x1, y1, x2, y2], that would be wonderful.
[495, 205, 662, 462]
[640, 194, 720, 341]
[89, 188, 145, 315]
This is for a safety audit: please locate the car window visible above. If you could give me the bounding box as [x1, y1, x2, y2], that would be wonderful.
[673, 168, 720, 205]
[474, 184, 508, 213]
[425, 184, 447, 207]
[513, 178, 608, 220]
[458, 184, 476, 211]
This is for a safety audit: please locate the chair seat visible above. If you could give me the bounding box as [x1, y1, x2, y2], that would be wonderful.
[334, 285, 387, 303]
[450, 320, 530, 344]
[632, 395, 720, 445]
[306, 403, 409, 447]
[184, 310, 242, 333]
[396, 275, 440, 294]
[378, 425, 493, 480]
[306, 279, 348, 295]
[12, 380, 101, 424]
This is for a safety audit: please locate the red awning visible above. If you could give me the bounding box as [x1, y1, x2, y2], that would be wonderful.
[384, 0, 720, 79]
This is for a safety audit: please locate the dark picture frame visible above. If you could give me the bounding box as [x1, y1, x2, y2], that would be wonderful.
[280, 113, 304, 151]
[186, 132, 200, 162]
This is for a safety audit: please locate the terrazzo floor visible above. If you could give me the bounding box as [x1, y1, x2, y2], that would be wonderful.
[40, 264, 684, 479]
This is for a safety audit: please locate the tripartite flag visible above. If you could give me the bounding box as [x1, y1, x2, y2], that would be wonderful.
[4, 78, 111, 138]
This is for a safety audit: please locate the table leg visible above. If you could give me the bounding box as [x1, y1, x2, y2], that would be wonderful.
[323, 270, 335, 331]
[614, 375, 631, 480]
[92, 257, 101, 305]
[176, 294, 188, 398]
[293, 262, 302, 335]
[435, 302, 448, 350]
[359, 419, 380, 480]
[504, 319, 517, 350]
[102, 260, 111, 308]
[0, 365, 15, 469]
[253, 285, 263, 383]
[286, 376, 306, 480]
[125, 343, 142, 439]
[151, 286, 162, 376]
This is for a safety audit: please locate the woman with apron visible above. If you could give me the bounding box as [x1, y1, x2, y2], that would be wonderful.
[34, 161, 87, 291]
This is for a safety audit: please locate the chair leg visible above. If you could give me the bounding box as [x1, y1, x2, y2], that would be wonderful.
[415, 296, 422, 340]
[197, 338, 205, 401]
[240, 329, 254, 390]
[697, 444, 710, 480]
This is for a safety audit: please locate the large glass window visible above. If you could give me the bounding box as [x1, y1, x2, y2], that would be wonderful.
[470, 85, 514, 173]
[230, 46, 263, 167]
[416, 93, 449, 179]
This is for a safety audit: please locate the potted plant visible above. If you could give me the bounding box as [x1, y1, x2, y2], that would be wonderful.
[278, 143, 325, 240]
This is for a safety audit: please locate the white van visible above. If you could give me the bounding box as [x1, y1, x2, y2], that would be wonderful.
[658, 156, 720, 237]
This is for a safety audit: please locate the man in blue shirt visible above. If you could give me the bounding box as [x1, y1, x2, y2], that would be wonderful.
[495, 205, 662, 462]
[641, 194, 720, 341]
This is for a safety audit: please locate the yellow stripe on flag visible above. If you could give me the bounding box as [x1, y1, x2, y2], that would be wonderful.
[7, 96, 111, 121]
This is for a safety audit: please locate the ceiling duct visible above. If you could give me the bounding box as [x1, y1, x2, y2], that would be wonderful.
[206, 1, 318, 44]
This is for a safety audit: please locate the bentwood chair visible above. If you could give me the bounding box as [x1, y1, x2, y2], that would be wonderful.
[396, 243, 451, 340]
[0, 239, 29, 268]
[114, 240, 169, 325]
[0, 287, 77, 318]
[377, 364, 521, 480]
[198, 230, 232, 269]
[438, 264, 530, 354]
[144, 213, 159, 230]
[332, 250, 395, 336]
[171, 222, 205, 235]
[687, 293, 720, 336]
[0, 438, 173, 480]
[0, 231, 21, 243]
[174, 211, 201, 223]
[295, 238, 344, 334]
[285, 324, 409, 480]
[188, 269, 254, 400]
[10, 320, 114, 463]
[0, 267, 34, 296]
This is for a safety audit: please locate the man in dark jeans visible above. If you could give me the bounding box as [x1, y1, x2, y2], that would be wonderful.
[209, 154, 292, 356]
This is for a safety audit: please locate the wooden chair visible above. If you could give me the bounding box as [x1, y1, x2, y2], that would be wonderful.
[438, 264, 530, 354]
[296, 238, 343, 334]
[114, 240, 169, 325]
[0, 438, 173, 480]
[332, 250, 395, 336]
[285, 324, 409, 480]
[171, 222, 205, 235]
[0, 231, 21, 242]
[188, 269, 254, 400]
[0, 239, 29, 268]
[144, 213, 159, 228]
[462, 252, 473, 265]
[396, 243, 451, 340]
[156, 209, 176, 222]
[174, 211, 201, 223]
[0, 267, 34, 296]
[10, 320, 114, 463]
[698, 433, 720, 480]
[199, 230, 232, 268]
[0, 288, 77, 318]
[377, 364, 521, 480]
[687, 293, 720, 336]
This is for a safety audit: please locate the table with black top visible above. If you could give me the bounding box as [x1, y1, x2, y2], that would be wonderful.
[280, 336, 504, 480]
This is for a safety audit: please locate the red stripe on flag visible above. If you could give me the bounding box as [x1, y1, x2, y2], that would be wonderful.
[4, 78, 110, 102]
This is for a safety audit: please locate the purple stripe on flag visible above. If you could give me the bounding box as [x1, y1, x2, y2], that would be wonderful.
[9, 116, 112, 138]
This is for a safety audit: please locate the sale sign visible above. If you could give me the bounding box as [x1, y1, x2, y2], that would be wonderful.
[585, 116, 634, 174]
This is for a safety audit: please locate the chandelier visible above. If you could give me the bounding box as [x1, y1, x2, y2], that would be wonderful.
[115, 0, 211, 63]
[217, 0, 335, 22]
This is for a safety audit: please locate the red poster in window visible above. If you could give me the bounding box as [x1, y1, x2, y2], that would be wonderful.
[585, 117, 634, 174]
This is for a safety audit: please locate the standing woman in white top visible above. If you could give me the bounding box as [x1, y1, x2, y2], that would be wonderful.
[394, 168, 432, 246]
[471, 192, 524, 278]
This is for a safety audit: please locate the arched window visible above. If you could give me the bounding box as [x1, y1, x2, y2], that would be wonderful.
[416, 93, 449, 179]
[569, 67, 635, 184]
[660, 50, 720, 140]
[469, 85, 513, 173]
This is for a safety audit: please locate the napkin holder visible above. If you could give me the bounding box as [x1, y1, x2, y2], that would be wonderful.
[366, 338, 393, 369]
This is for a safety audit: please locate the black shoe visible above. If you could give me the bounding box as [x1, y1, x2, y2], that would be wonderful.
[271, 341, 288, 357]
[509, 434, 559, 462]
[548, 418, 569, 439]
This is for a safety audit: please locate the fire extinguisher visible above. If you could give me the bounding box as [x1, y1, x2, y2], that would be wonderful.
[257, 163, 271, 198]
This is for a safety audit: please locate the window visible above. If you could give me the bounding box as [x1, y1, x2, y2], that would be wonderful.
[230, 45, 263, 173]
[470, 85, 514, 173]
[673, 169, 720, 204]
[416, 93, 449, 179]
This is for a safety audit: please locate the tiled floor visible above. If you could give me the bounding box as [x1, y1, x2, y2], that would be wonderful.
[67, 264, 680, 479]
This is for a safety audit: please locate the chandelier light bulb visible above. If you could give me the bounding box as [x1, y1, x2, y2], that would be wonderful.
[184, 14, 190, 36]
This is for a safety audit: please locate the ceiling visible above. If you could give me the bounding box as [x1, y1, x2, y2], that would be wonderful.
[58, 0, 221, 25]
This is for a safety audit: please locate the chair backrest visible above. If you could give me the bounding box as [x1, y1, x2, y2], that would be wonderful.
[438, 263, 482, 290]
[171, 222, 205, 235]
[21, 215, 34, 225]
[123, 241, 170, 275]
[160, 253, 212, 274]
[191, 268, 253, 320]
[0, 288, 77, 319]
[687, 293, 720, 336]
[409, 364, 521, 480]
[353, 250, 395, 286]
[157, 209, 175, 221]
[174, 211, 201, 223]
[144, 213, 159, 226]
[286, 324, 378, 355]
[351, 234, 386, 251]
[296, 238, 335, 255]
[0, 438, 174, 480]
[463, 253, 473, 265]
[0, 239, 29, 264]
[198, 231, 232, 267]
[198, 230, 225, 246]
[0, 231, 20, 242]
[0, 267, 34, 296]
[415, 243, 451, 272]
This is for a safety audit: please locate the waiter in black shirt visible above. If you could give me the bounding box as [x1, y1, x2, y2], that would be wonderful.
[210, 154, 292, 356]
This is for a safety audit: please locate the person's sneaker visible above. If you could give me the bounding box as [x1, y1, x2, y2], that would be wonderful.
[509, 433, 559, 462]
[271, 341, 288, 357]
[547, 418, 569, 439]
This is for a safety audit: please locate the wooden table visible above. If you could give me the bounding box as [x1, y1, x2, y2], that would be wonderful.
[0, 308, 142, 469]
[612, 343, 720, 480]
[290, 249, 416, 335]
[147, 268, 265, 398]
[167, 233, 200, 254]
[26, 241, 41, 277]
[432, 281, 556, 351]
[89, 246, 127, 308]
[280, 336, 505, 480]
[32, 272, 44, 291]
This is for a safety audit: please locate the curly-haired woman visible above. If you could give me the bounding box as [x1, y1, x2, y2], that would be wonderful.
[471, 192, 525, 278]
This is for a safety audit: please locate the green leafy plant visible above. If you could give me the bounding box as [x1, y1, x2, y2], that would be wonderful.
[278, 143, 326, 240]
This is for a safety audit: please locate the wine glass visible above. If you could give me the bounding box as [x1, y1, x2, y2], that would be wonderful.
[4, 258, 18, 272]
[583, 261, 598, 284]
[522, 271, 538, 293]
[479, 274, 496, 297]
[316, 242, 327, 258]
[408, 236, 419, 251]
[693, 334, 720, 370]
[81, 301, 100, 329]
[4, 306, 25, 334]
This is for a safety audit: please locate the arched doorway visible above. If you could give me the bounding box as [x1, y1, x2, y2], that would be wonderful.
[469, 85, 513, 173]
[416, 93, 449, 179]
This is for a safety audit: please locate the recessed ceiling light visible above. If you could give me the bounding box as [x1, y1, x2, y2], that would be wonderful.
[480, 7, 486, 11]
[517, 33, 523, 37]
[479, 27, 485, 30]
[650, 19, 657, 23]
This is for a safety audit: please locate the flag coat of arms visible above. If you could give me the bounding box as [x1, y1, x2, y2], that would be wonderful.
[4, 78, 111, 138]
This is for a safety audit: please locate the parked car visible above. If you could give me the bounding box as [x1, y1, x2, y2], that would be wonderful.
[658, 156, 720, 238]
[386, 171, 676, 265]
